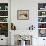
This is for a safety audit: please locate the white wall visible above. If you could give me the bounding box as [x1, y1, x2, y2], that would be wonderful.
[11, 0, 38, 30]
[11, 0, 46, 30]
[11, 0, 46, 46]
[0, 35, 8, 45]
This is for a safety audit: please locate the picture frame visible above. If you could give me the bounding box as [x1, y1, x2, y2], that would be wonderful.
[17, 10, 29, 20]
[38, 29, 46, 37]
[0, 23, 8, 37]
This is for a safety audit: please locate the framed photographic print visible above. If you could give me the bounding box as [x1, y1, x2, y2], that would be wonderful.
[0, 23, 8, 37]
[38, 29, 46, 37]
[17, 10, 29, 20]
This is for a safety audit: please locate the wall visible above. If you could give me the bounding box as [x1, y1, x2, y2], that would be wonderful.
[11, 0, 46, 46]
[11, 0, 46, 30]
[11, 0, 38, 30]
[0, 0, 46, 46]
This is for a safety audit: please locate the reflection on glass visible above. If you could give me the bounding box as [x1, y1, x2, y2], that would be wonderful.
[38, 17, 46, 22]
[38, 23, 46, 28]
[39, 29, 46, 37]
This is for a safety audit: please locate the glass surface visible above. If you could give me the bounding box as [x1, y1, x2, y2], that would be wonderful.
[0, 11, 8, 16]
[0, 3, 8, 10]
[0, 3, 8, 37]
[38, 17, 46, 22]
[38, 29, 46, 37]
[38, 11, 46, 16]
[38, 3, 46, 10]
[0, 17, 8, 22]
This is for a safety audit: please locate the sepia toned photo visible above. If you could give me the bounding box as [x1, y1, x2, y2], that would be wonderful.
[17, 10, 29, 20]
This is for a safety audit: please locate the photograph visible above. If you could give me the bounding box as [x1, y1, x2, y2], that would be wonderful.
[38, 17, 46, 22]
[38, 23, 46, 28]
[38, 29, 46, 37]
[0, 23, 8, 37]
[38, 3, 46, 10]
[17, 10, 29, 20]
[0, 17, 8, 22]
[38, 11, 46, 16]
